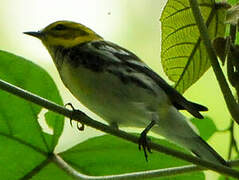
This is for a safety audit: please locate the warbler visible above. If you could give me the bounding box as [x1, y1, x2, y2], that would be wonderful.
[24, 20, 227, 165]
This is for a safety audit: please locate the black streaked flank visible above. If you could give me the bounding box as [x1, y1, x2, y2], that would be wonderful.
[52, 45, 109, 72]
[52, 43, 157, 94]
[68, 50, 105, 72]
[106, 69, 156, 95]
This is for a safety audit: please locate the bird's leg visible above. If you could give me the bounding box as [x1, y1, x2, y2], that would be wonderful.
[65, 103, 85, 131]
[138, 120, 156, 161]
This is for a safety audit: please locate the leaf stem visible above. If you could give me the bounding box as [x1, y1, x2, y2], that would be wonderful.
[53, 154, 201, 180]
[228, 120, 239, 158]
[53, 155, 239, 180]
[227, 25, 239, 105]
[228, 120, 234, 160]
[0, 79, 239, 178]
[188, 0, 239, 125]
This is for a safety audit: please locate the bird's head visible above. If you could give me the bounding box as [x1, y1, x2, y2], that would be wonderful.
[24, 20, 102, 48]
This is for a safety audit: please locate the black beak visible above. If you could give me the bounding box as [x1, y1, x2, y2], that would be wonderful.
[23, 31, 43, 39]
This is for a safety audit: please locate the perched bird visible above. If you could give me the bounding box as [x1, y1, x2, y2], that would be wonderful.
[24, 20, 227, 166]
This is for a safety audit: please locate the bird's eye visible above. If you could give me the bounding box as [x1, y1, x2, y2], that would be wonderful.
[53, 24, 67, 31]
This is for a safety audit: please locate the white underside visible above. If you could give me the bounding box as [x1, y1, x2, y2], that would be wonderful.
[55, 60, 225, 165]
[60, 61, 198, 142]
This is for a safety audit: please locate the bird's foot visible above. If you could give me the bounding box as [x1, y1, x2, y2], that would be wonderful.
[138, 120, 156, 161]
[138, 131, 152, 161]
[65, 103, 85, 131]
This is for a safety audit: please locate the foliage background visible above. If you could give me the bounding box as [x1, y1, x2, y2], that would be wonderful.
[0, 0, 235, 179]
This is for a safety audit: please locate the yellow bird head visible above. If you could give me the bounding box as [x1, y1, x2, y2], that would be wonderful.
[24, 20, 102, 48]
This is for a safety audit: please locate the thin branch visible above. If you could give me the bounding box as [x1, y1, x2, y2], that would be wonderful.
[188, 0, 239, 125]
[228, 120, 234, 160]
[228, 120, 239, 156]
[230, 24, 236, 44]
[227, 25, 239, 99]
[228, 25, 239, 106]
[53, 154, 202, 180]
[227, 24, 239, 159]
[227, 37, 236, 87]
[0, 79, 239, 178]
[53, 155, 239, 180]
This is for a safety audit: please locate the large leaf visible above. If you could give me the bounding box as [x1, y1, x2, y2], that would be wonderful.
[60, 135, 205, 180]
[0, 50, 64, 179]
[190, 117, 217, 140]
[160, 0, 227, 93]
[227, 0, 239, 5]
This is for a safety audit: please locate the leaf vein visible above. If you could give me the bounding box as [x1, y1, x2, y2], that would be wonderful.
[171, 0, 187, 8]
[162, 25, 176, 31]
[166, 5, 179, 12]
[0, 132, 47, 155]
[174, 7, 216, 92]
[164, 55, 189, 62]
[162, 42, 195, 57]
[162, 23, 196, 43]
[162, 7, 190, 21]
[162, 3, 213, 21]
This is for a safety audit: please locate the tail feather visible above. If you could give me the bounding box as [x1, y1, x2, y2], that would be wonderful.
[152, 105, 227, 166]
[189, 101, 208, 112]
[183, 101, 208, 119]
[190, 136, 229, 166]
[173, 100, 208, 119]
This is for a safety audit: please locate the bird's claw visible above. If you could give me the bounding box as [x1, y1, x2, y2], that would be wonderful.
[138, 131, 152, 161]
[65, 103, 85, 131]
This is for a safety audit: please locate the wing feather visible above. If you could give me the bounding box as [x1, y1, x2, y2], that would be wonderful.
[84, 40, 208, 118]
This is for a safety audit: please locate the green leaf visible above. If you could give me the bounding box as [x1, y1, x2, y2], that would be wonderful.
[0, 50, 64, 179]
[160, 1, 227, 93]
[30, 162, 74, 180]
[227, 0, 239, 5]
[190, 117, 217, 140]
[60, 135, 205, 180]
[218, 175, 237, 180]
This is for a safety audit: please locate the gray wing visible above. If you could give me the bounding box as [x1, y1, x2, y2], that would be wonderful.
[80, 40, 208, 118]
[124, 60, 208, 118]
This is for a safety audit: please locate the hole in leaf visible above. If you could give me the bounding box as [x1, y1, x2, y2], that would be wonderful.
[38, 108, 53, 135]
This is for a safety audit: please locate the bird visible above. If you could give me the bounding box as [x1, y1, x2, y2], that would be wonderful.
[24, 20, 228, 166]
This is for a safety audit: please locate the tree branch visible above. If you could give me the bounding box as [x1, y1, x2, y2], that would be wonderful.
[227, 25, 239, 103]
[189, 0, 239, 125]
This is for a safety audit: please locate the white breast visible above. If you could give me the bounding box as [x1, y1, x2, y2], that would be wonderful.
[59, 60, 170, 127]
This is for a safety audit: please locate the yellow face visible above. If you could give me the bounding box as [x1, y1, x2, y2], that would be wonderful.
[24, 20, 102, 48]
